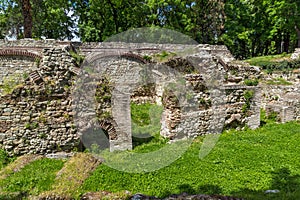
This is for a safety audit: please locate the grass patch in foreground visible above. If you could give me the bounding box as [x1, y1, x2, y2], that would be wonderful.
[0, 158, 64, 197]
[79, 121, 300, 200]
[40, 153, 100, 199]
[0, 154, 42, 180]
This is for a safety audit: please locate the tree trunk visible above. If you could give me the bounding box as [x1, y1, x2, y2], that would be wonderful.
[21, 0, 33, 38]
[283, 32, 290, 53]
[296, 26, 300, 48]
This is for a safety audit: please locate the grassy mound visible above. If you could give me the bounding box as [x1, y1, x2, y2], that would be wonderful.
[39, 153, 100, 199]
[0, 157, 64, 199]
[0, 154, 42, 180]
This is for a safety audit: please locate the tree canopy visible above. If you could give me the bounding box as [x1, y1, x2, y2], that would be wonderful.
[0, 0, 300, 58]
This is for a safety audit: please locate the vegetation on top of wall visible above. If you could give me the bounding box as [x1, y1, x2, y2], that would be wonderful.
[245, 53, 291, 66]
[69, 51, 85, 66]
[245, 54, 300, 73]
[153, 50, 177, 62]
[142, 55, 152, 62]
[244, 78, 259, 86]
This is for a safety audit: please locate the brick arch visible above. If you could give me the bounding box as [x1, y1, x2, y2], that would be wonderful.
[120, 52, 148, 64]
[99, 120, 117, 140]
[0, 49, 42, 60]
[87, 52, 149, 65]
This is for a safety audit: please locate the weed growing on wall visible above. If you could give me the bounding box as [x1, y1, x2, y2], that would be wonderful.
[0, 149, 15, 170]
[0, 74, 24, 95]
[70, 51, 85, 66]
[242, 90, 255, 114]
[244, 78, 259, 86]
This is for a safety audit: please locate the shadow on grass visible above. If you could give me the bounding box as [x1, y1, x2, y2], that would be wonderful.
[132, 134, 156, 148]
[161, 168, 300, 200]
[233, 167, 300, 200]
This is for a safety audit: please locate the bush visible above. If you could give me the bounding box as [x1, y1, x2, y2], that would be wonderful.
[0, 149, 14, 170]
[244, 79, 259, 86]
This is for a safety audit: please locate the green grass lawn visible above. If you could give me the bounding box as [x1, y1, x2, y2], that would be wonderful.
[0, 121, 300, 199]
[79, 121, 300, 200]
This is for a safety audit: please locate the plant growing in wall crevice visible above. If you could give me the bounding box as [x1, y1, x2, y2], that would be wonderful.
[34, 58, 41, 66]
[242, 89, 255, 115]
[24, 122, 39, 130]
[0, 74, 24, 96]
[69, 51, 85, 66]
[244, 78, 259, 86]
[153, 50, 176, 62]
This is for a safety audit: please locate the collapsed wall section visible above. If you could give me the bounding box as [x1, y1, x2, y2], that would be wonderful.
[0, 40, 79, 155]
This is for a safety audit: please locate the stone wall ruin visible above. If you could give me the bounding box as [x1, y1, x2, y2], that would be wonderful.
[0, 39, 263, 155]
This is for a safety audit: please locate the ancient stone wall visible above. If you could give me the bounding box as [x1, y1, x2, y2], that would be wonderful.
[0, 40, 79, 155]
[291, 48, 300, 59]
[262, 85, 300, 122]
[0, 39, 262, 155]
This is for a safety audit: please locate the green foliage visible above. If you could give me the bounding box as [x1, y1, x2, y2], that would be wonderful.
[242, 90, 254, 114]
[143, 55, 152, 61]
[131, 102, 152, 126]
[153, 50, 177, 62]
[79, 122, 300, 199]
[24, 122, 39, 130]
[35, 58, 41, 66]
[244, 79, 259, 86]
[261, 59, 300, 73]
[245, 54, 300, 74]
[199, 98, 212, 109]
[267, 111, 280, 122]
[0, 158, 64, 196]
[223, 0, 300, 59]
[22, 73, 29, 80]
[0, 149, 14, 170]
[0, 0, 76, 39]
[69, 51, 85, 66]
[260, 109, 280, 124]
[0, 74, 23, 95]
